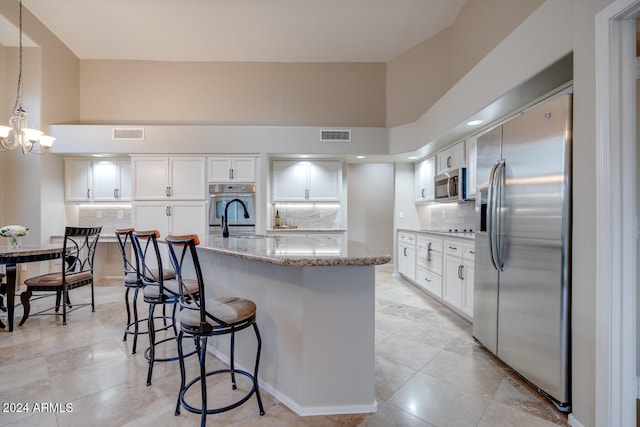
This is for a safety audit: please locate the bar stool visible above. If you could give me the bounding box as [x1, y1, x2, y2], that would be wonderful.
[131, 230, 197, 386]
[115, 228, 176, 354]
[165, 234, 265, 426]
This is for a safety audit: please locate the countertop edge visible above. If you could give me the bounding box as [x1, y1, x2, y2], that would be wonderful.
[397, 228, 475, 241]
[198, 237, 391, 267]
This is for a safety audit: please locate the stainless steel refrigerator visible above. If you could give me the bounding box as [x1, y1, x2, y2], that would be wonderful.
[473, 92, 571, 412]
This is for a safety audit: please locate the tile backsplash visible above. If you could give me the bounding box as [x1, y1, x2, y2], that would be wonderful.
[424, 201, 475, 231]
[78, 205, 132, 235]
[272, 203, 342, 229]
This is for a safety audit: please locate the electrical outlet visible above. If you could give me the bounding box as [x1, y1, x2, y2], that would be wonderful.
[96, 211, 102, 219]
[399, 211, 405, 219]
[21, 264, 27, 271]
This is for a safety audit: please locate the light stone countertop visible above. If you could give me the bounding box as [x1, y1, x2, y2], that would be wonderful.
[266, 228, 347, 233]
[397, 228, 475, 241]
[199, 234, 390, 267]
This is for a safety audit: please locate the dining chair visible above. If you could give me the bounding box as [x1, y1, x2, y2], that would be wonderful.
[131, 229, 197, 386]
[0, 272, 6, 329]
[19, 226, 102, 326]
[165, 234, 264, 426]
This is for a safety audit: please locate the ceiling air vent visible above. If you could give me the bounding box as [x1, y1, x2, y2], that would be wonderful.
[112, 127, 145, 140]
[320, 129, 351, 142]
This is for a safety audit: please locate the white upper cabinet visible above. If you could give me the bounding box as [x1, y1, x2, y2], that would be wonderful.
[436, 140, 465, 174]
[92, 160, 131, 201]
[132, 156, 205, 200]
[272, 160, 342, 202]
[207, 156, 256, 183]
[465, 135, 477, 198]
[414, 156, 436, 202]
[65, 159, 92, 202]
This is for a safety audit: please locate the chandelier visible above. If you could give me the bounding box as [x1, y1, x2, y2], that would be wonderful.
[0, 0, 55, 155]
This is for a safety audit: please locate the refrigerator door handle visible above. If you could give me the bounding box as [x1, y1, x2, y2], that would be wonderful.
[494, 160, 506, 271]
[487, 160, 501, 271]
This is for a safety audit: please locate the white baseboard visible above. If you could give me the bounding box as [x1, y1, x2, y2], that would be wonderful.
[568, 413, 585, 427]
[206, 343, 378, 416]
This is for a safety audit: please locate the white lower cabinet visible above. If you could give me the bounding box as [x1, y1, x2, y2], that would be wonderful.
[416, 235, 443, 297]
[443, 239, 475, 319]
[398, 231, 474, 320]
[133, 202, 207, 242]
[397, 232, 416, 281]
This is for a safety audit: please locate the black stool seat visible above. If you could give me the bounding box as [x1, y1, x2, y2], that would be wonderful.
[166, 234, 265, 426]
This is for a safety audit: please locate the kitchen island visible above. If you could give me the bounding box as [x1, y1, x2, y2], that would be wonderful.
[192, 234, 390, 416]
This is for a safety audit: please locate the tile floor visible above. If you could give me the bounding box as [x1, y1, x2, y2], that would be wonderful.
[0, 265, 568, 426]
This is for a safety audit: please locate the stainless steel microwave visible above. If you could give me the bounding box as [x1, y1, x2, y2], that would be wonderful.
[434, 167, 467, 202]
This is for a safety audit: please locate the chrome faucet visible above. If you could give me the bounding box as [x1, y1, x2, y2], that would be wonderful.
[221, 198, 250, 238]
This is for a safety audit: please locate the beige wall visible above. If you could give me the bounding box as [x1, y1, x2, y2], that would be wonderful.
[0, 0, 78, 248]
[386, 28, 453, 127]
[386, 0, 545, 127]
[79, 60, 386, 127]
[450, 0, 545, 83]
[571, 1, 615, 425]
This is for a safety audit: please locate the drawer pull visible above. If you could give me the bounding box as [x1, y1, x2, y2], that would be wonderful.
[424, 276, 431, 283]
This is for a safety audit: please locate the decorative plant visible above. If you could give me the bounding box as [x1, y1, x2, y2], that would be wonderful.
[0, 225, 29, 238]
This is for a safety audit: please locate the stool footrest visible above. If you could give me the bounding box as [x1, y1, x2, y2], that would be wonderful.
[179, 369, 262, 416]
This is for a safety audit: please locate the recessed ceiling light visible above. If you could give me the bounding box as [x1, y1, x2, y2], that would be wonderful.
[408, 155, 418, 160]
[356, 155, 365, 159]
[466, 119, 483, 126]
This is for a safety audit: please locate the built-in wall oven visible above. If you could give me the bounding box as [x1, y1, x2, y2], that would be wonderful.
[208, 183, 256, 234]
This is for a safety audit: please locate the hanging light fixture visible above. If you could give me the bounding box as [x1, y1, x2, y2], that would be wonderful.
[0, 0, 55, 155]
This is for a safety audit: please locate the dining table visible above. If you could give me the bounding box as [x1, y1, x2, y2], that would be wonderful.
[0, 244, 63, 332]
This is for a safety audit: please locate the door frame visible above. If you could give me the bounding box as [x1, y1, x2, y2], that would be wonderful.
[595, 1, 639, 426]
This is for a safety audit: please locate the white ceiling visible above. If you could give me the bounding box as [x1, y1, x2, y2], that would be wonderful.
[4, 0, 468, 62]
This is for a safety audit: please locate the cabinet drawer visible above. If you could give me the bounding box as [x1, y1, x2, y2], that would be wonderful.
[417, 235, 443, 253]
[463, 243, 475, 262]
[417, 246, 442, 275]
[416, 266, 442, 298]
[444, 240, 463, 256]
[398, 232, 416, 245]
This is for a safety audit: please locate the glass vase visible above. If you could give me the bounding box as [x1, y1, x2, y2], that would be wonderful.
[7, 236, 22, 250]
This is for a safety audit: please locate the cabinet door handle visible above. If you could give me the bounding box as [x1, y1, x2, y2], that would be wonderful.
[458, 265, 465, 280]
[166, 206, 171, 216]
[87, 189, 90, 199]
[305, 189, 309, 199]
[114, 189, 118, 199]
[166, 186, 171, 197]
[403, 247, 407, 257]
[447, 156, 452, 168]
[427, 242, 432, 262]
[421, 188, 425, 198]
[229, 169, 233, 180]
